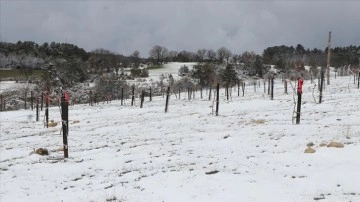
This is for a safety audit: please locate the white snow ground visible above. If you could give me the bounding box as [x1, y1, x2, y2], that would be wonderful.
[1, 75, 360, 202]
[148, 62, 197, 80]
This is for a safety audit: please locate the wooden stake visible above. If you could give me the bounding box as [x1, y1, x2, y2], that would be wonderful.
[209, 86, 212, 100]
[121, 88, 124, 105]
[226, 84, 229, 101]
[271, 78, 274, 100]
[45, 92, 49, 128]
[140, 90, 145, 108]
[31, 91, 34, 110]
[150, 87, 152, 101]
[319, 70, 325, 103]
[216, 83, 219, 116]
[165, 87, 170, 113]
[131, 86, 135, 106]
[61, 94, 69, 158]
[326, 31, 331, 85]
[242, 82, 245, 97]
[36, 98, 39, 121]
[25, 91, 27, 110]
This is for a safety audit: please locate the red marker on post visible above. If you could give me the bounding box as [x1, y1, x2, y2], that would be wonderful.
[64, 91, 70, 103]
[297, 79, 304, 94]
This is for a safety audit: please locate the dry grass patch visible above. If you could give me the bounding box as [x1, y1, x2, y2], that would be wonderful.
[304, 147, 316, 153]
[327, 142, 344, 148]
[72, 120, 80, 124]
[250, 119, 266, 125]
[48, 120, 58, 127]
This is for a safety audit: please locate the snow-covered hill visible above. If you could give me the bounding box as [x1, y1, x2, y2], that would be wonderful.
[1, 75, 360, 202]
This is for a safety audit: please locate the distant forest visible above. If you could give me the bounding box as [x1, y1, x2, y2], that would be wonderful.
[0, 40, 359, 72]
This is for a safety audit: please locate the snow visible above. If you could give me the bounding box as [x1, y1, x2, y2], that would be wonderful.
[0, 81, 35, 94]
[1, 75, 360, 202]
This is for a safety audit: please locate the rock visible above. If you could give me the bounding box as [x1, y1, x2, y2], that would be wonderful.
[35, 148, 49, 155]
[304, 147, 316, 153]
[327, 142, 344, 148]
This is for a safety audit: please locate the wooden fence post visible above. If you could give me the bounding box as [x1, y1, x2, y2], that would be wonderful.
[149, 87, 152, 101]
[25, 91, 27, 110]
[209, 86, 212, 100]
[242, 82, 245, 97]
[165, 87, 170, 113]
[226, 84, 229, 101]
[296, 78, 304, 124]
[31, 91, 34, 110]
[89, 90, 93, 106]
[319, 70, 325, 103]
[131, 86, 135, 106]
[41, 92, 44, 111]
[140, 90, 145, 108]
[45, 92, 49, 128]
[271, 78, 274, 100]
[0, 94, 3, 112]
[36, 97, 39, 122]
[61, 94, 69, 158]
[216, 83, 219, 116]
[121, 88, 124, 105]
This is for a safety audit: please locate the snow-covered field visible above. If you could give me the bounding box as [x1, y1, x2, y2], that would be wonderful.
[148, 62, 197, 80]
[1, 75, 360, 202]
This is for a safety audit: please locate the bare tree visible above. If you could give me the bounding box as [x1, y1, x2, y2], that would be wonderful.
[196, 49, 207, 62]
[217, 47, 232, 63]
[168, 50, 178, 62]
[206, 49, 217, 62]
[149, 45, 168, 65]
[130, 50, 140, 68]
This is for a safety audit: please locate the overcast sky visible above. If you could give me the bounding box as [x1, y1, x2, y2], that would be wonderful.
[1, 0, 359, 57]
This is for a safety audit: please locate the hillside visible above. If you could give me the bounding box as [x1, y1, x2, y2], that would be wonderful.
[1, 75, 360, 201]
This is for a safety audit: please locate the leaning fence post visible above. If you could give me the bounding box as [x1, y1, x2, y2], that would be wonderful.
[165, 86, 170, 113]
[319, 70, 325, 103]
[61, 94, 69, 158]
[216, 83, 219, 116]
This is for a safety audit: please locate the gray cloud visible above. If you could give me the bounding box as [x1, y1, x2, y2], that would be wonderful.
[1, 1, 360, 57]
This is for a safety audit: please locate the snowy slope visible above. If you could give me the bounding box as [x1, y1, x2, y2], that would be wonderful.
[1, 76, 360, 202]
[148, 62, 196, 80]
